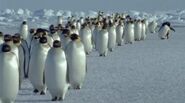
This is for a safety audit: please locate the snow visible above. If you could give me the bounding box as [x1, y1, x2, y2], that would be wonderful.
[13, 27, 185, 103]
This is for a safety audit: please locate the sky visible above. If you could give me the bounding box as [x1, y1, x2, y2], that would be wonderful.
[0, 0, 185, 12]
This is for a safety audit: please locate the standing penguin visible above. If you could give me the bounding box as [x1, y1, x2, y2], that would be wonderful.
[60, 29, 71, 50]
[65, 34, 86, 89]
[148, 20, 158, 33]
[93, 22, 101, 50]
[0, 44, 19, 103]
[20, 21, 29, 44]
[108, 21, 116, 51]
[116, 20, 124, 46]
[141, 20, 146, 40]
[134, 20, 142, 41]
[29, 37, 51, 95]
[57, 16, 63, 25]
[158, 22, 175, 39]
[79, 23, 93, 55]
[45, 40, 69, 101]
[124, 20, 135, 44]
[0, 32, 4, 45]
[96, 23, 109, 56]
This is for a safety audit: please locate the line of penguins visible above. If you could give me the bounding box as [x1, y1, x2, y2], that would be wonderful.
[0, 11, 175, 103]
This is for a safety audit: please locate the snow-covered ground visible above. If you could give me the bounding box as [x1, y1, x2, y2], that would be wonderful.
[14, 27, 185, 103]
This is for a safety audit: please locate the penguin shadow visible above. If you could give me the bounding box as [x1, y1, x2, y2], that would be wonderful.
[15, 99, 52, 103]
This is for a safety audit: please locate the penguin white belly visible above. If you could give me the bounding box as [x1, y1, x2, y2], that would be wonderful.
[29, 45, 50, 91]
[97, 30, 108, 56]
[116, 25, 124, 45]
[158, 25, 170, 39]
[141, 24, 146, 40]
[20, 25, 29, 42]
[108, 27, 116, 51]
[51, 33, 60, 41]
[134, 23, 142, 41]
[93, 27, 101, 50]
[80, 29, 93, 54]
[18, 45, 25, 88]
[60, 35, 71, 49]
[0, 53, 19, 103]
[125, 24, 134, 44]
[45, 49, 68, 99]
[66, 42, 86, 89]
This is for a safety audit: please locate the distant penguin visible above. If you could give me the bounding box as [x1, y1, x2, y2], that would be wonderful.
[29, 36, 51, 95]
[57, 16, 63, 25]
[20, 21, 29, 43]
[70, 25, 79, 35]
[134, 20, 142, 41]
[116, 20, 124, 46]
[0, 32, 4, 45]
[45, 40, 69, 101]
[141, 20, 146, 40]
[93, 22, 101, 50]
[108, 21, 116, 51]
[80, 23, 93, 54]
[96, 24, 109, 56]
[76, 20, 81, 31]
[148, 20, 158, 33]
[49, 30, 60, 41]
[0, 44, 19, 103]
[124, 21, 135, 44]
[158, 22, 175, 39]
[60, 29, 72, 49]
[144, 19, 149, 34]
[65, 34, 86, 89]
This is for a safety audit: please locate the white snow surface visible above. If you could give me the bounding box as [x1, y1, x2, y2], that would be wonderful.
[13, 27, 185, 103]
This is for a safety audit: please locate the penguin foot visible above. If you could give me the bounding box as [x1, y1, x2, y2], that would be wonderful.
[51, 97, 57, 101]
[118, 44, 121, 46]
[24, 74, 28, 78]
[40, 91, 46, 95]
[33, 89, 39, 93]
[58, 97, 64, 101]
[76, 85, 81, 90]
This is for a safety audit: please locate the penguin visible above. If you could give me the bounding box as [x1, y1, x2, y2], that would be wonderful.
[76, 20, 81, 31]
[29, 36, 51, 95]
[134, 19, 142, 41]
[108, 21, 116, 51]
[12, 34, 25, 89]
[65, 33, 86, 89]
[70, 25, 79, 35]
[49, 29, 60, 41]
[116, 20, 124, 46]
[79, 23, 93, 55]
[148, 20, 158, 33]
[0, 32, 4, 45]
[0, 44, 19, 103]
[92, 22, 101, 50]
[124, 20, 135, 44]
[57, 16, 63, 25]
[19, 21, 29, 43]
[143, 19, 149, 34]
[60, 29, 72, 49]
[158, 22, 175, 39]
[141, 20, 146, 40]
[45, 40, 69, 101]
[96, 23, 109, 56]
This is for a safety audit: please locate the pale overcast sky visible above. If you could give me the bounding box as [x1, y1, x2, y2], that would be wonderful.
[0, 0, 184, 12]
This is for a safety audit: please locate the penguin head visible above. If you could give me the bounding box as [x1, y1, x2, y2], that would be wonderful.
[62, 29, 70, 37]
[39, 36, 47, 44]
[30, 28, 36, 34]
[53, 40, 61, 48]
[102, 23, 108, 29]
[70, 33, 79, 41]
[22, 21, 27, 25]
[2, 44, 11, 52]
[4, 34, 12, 43]
[12, 34, 21, 44]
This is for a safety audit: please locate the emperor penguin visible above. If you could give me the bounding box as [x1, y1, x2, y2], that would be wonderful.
[29, 36, 51, 95]
[158, 22, 175, 39]
[79, 23, 93, 55]
[65, 33, 86, 89]
[0, 32, 4, 45]
[143, 19, 149, 34]
[0, 44, 19, 103]
[49, 29, 60, 41]
[45, 40, 69, 101]
[141, 20, 146, 40]
[76, 20, 81, 31]
[116, 20, 124, 46]
[124, 20, 135, 44]
[108, 21, 116, 51]
[134, 20, 142, 41]
[60, 29, 71, 49]
[148, 20, 158, 33]
[57, 16, 63, 25]
[92, 22, 101, 50]
[12, 34, 24, 89]
[70, 25, 79, 35]
[96, 23, 109, 56]
[19, 21, 29, 44]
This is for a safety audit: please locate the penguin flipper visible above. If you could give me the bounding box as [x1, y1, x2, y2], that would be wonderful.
[66, 63, 70, 83]
[170, 27, 175, 32]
